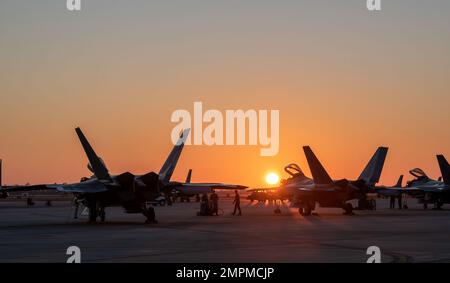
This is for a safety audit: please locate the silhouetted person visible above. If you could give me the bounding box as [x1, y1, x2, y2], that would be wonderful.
[232, 190, 241, 216]
[27, 197, 35, 206]
[389, 196, 395, 209]
[397, 195, 402, 210]
[196, 194, 200, 202]
[210, 191, 219, 216]
[200, 193, 209, 216]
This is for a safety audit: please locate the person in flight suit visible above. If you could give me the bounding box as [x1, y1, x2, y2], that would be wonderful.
[232, 190, 242, 216]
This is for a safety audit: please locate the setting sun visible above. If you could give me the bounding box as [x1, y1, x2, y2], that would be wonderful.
[265, 173, 280, 185]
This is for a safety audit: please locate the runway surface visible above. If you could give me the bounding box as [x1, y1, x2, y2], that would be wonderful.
[0, 195, 449, 263]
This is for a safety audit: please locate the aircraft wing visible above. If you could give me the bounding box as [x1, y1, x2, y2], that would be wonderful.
[53, 182, 109, 193]
[285, 187, 315, 197]
[378, 155, 450, 197]
[296, 187, 313, 191]
[172, 183, 247, 195]
[179, 183, 247, 189]
[2, 181, 108, 194]
[376, 186, 438, 196]
[416, 186, 449, 193]
[247, 187, 279, 192]
[1, 184, 55, 193]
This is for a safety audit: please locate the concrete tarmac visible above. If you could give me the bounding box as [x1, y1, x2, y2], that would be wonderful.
[0, 196, 449, 263]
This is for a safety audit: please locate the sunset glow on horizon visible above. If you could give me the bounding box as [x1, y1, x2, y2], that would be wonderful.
[265, 173, 280, 186]
[1, 1, 449, 188]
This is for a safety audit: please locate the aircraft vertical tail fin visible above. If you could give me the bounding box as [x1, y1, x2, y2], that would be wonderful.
[358, 147, 389, 185]
[394, 175, 403, 188]
[437, 155, 450, 185]
[186, 169, 192, 183]
[159, 129, 190, 183]
[303, 146, 333, 185]
[75, 128, 112, 182]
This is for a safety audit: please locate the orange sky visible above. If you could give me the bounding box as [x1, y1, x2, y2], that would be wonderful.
[0, 1, 449, 187]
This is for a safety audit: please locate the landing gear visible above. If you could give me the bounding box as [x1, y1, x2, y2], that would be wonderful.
[73, 201, 79, 219]
[369, 199, 377, 211]
[99, 207, 106, 222]
[343, 203, 354, 215]
[26, 198, 35, 206]
[434, 201, 443, 210]
[88, 204, 97, 223]
[301, 206, 312, 216]
[299, 203, 313, 216]
[297, 199, 315, 216]
[424, 193, 432, 210]
[273, 200, 282, 214]
[87, 201, 106, 223]
[143, 206, 157, 224]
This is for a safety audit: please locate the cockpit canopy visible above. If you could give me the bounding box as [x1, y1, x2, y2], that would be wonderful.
[284, 163, 305, 177]
[409, 168, 429, 179]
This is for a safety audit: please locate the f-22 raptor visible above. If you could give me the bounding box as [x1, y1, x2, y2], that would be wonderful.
[169, 169, 247, 199]
[1, 127, 191, 223]
[276, 146, 388, 215]
[377, 155, 450, 209]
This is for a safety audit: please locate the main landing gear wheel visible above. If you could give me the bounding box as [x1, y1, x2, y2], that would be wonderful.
[73, 201, 79, 219]
[299, 205, 312, 216]
[370, 199, 377, 211]
[99, 208, 106, 222]
[88, 207, 97, 223]
[143, 207, 158, 224]
[434, 202, 443, 210]
[343, 203, 354, 215]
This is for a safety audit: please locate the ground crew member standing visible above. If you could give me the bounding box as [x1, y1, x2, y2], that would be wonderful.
[210, 191, 219, 216]
[397, 194, 403, 210]
[389, 196, 396, 209]
[200, 193, 209, 216]
[232, 190, 241, 216]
